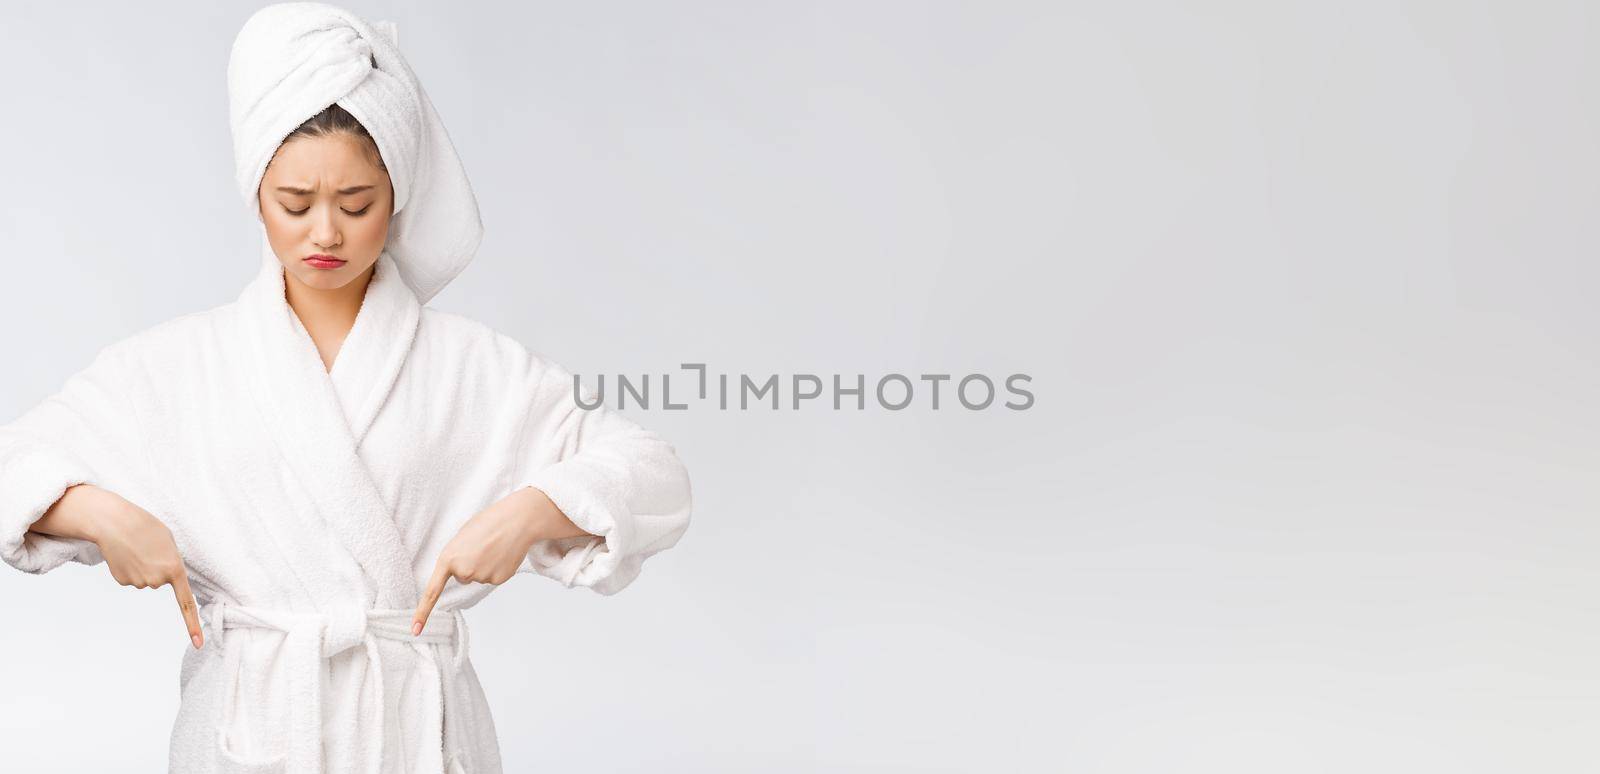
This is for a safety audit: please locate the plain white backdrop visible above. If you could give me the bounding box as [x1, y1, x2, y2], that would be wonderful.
[2, 1, 1597, 771]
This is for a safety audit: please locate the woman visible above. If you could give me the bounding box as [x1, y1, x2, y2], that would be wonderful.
[0, 4, 693, 773]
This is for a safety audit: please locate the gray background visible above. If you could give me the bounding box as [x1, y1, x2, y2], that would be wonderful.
[2, 1, 1595, 771]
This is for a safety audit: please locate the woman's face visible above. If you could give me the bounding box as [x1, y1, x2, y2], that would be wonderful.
[258, 132, 394, 292]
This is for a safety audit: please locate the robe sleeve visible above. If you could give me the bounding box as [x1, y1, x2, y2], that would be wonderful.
[0, 344, 149, 575]
[510, 349, 693, 595]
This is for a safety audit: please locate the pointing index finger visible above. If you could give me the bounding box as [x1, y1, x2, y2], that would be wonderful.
[171, 570, 202, 649]
[413, 560, 449, 636]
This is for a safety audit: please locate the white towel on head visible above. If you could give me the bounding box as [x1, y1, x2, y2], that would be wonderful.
[227, 1, 483, 305]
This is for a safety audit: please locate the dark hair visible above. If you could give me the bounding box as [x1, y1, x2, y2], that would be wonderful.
[281, 102, 387, 172]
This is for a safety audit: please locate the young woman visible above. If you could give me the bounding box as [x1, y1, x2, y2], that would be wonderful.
[0, 4, 692, 773]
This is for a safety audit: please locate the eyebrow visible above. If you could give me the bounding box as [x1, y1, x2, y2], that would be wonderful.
[275, 185, 375, 195]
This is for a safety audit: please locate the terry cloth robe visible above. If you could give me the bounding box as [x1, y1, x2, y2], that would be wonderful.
[0, 244, 695, 773]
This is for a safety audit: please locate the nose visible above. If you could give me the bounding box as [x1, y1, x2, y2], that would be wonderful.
[309, 208, 342, 250]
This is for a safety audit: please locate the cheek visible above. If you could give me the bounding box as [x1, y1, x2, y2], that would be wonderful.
[262, 213, 297, 245]
[259, 202, 290, 229]
[353, 214, 391, 245]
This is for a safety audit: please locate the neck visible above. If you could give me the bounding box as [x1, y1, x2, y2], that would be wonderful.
[283, 262, 375, 372]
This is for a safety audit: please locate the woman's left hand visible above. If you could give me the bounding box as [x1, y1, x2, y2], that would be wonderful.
[411, 486, 585, 634]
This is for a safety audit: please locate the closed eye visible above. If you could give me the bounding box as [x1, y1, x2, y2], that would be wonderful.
[283, 205, 372, 217]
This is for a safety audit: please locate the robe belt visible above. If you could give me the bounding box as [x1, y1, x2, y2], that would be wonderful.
[202, 600, 471, 774]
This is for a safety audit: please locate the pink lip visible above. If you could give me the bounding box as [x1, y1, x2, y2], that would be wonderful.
[304, 254, 346, 269]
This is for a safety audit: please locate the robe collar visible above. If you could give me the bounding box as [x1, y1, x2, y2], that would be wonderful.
[232, 241, 423, 608]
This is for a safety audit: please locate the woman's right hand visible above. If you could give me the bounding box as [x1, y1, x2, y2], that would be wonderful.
[86, 490, 204, 650]
[30, 484, 204, 649]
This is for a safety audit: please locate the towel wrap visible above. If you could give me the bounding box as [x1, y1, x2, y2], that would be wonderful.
[228, 2, 484, 305]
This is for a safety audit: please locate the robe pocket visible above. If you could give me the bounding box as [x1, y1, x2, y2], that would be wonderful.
[215, 635, 289, 774]
[216, 743, 286, 774]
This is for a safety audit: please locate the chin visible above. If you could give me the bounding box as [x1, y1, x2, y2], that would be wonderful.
[287, 262, 368, 291]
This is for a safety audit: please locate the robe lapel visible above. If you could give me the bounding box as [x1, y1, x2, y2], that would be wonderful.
[233, 242, 422, 608]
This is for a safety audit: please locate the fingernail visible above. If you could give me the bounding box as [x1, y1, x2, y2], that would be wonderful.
[411, 620, 422, 637]
[192, 634, 203, 649]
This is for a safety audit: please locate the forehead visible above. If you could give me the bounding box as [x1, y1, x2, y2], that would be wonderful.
[264, 134, 386, 187]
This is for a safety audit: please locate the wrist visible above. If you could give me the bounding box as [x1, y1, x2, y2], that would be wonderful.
[81, 487, 136, 543]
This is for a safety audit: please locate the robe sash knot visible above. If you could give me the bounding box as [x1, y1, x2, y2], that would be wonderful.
[203, 600, 471, 774]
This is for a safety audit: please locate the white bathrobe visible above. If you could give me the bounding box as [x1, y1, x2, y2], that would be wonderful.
[0, 244, 694, 773]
